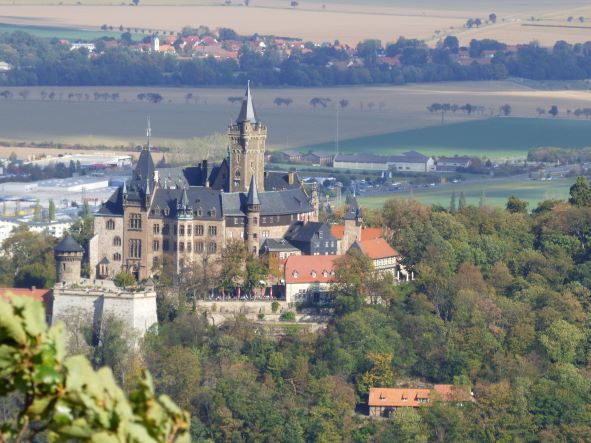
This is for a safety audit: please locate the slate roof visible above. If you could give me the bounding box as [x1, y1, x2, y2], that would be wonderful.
[246, 175, 260, 207]
[150, 187, 223, 220]
[262, 238, 299, 252]
[345, 198, 362, 220]
[55, 235, 84, 253]
[285, 221, 333, 242]
[96, 187, 124, 216]
[221, 187, 312, 217]
[129, 149, 155, 201]
[236, 81, 258, 124]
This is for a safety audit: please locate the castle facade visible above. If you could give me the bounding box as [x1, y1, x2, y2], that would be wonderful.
[90, 84, 319, 281]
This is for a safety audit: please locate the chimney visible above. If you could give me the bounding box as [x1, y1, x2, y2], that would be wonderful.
[288, 171, 295, 185]
[31, 286, 36, 292]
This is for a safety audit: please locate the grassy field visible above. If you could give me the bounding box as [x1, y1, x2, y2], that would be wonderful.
[0, 1, 588, 46]
[0, 82, 588, 150]
[305, 117, 591, 159]
[0, 23, 142, 40]
[359, 177, 574, 209]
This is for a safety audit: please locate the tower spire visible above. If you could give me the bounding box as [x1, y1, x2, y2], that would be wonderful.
[146, 116, 152, 151]
[246, 174, 260, 208]
[236, 80, 258, 124]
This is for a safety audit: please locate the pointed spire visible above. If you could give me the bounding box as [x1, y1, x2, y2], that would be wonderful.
[146, 116, 152, 151]
[246, 174, 260, 208]
[236, 80, 258, 124]
[181, 187, 190, 209]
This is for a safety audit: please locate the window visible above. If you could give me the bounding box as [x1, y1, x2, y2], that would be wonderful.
[197, 207, 203, 217]
[162, 224, 169, 235]
[187, 242, 192, 252]
[153, 240, 160, 251]
[195, 241, 204, 253]
[263, 231, 269, 238]
[253, 217, 258, 225]
[153, 224, 160, 234]
[195, 225, 204, 236]
[129, 239, 141, 258]
[319, 230, 323, 239]
[208, 226, 217, 236]
[113, 236, 122, 247]
[311, 271, 317, 278]
[106, 219, 115, 230]
[179, 225, 185, 236]
[163, 240, 169, 251]
[210, 208, 217, 218]
[187, 225, 192, 236]
[292, 271, 299, 278]
[179, 242, 184, 252]
[262, 217, 267, 224]
[113, 252, 121, 261]
[174, 225, 178, 235]
[234, 217, 239, 225]
[129, 214, 141, 230]
[208, 242, 217, 253]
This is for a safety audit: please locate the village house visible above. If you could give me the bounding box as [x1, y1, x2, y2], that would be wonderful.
[351, 237, 410, 281]
[284, 254, 338, 303]
[368, 385, 473, 417]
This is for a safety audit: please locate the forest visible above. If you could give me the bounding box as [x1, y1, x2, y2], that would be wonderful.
[0, 31, 590, 87]
[4, 178, 591, 441]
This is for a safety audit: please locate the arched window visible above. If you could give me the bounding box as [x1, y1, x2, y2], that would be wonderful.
[106, 219, 115, 230]
[113, 236, 122, 247]
[113, 252, 121, 261]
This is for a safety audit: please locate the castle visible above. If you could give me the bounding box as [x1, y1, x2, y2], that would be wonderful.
[52, 235, 158, 338]
[89, 83, 319, 281]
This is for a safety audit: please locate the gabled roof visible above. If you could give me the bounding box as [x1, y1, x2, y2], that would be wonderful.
[368, 385, 472, 408]
[285, 221, 334, 243]
[285, 255, 339, 284]
[55, 235, 84, 253]
[353, 238, 399, 260]
[236, 81, 258, 124]
[262, 238, 299, 252]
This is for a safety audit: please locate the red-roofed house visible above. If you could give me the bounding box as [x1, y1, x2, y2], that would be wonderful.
[352, 238, 411, 281]
[284, 255, 338, 303]
[368, 385, 472, 417]
[0, 287, 53, 323]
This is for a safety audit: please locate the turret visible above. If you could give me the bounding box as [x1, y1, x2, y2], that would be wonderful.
[342, 198, 363, 253]
[54, 235, 84, 285]
[177, 187, 193, 220]
[246, 175, 261, 255]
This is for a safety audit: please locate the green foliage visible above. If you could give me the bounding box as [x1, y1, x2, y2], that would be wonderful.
[271, 300, 280, 313]
[114, 271, 136, 288]
[280, 311, 296, 321]
[506, 195, 529, 213]
[48, 199, 56, 221]
[569, 176, 591, 207]
[0, 296, 189, 442]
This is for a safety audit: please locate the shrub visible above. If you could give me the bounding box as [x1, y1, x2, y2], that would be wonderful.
[280, 311, 296, 321]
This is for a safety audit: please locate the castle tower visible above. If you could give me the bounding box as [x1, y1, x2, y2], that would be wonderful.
[342, 200, 363, 253]
[54, 235, 84, 284]
[246, 175, 261, 255]
[228, 82, 267, 193]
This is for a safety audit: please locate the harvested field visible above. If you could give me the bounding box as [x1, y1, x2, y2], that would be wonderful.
[0, 82, 591, 149]
[0, 1, 588, 46]
[0, 82, 589, 151]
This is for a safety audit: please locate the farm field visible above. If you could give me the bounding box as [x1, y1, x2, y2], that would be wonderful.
[0, 23, 141, 40]
[359, 177, 574, 209]
[0, 81, 589, 150]
[0, 0, 588, 46]
[306, 117, 591, 159]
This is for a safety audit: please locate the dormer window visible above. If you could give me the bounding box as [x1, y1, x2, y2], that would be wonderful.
[311, 271, 317, 278]
[292, 271, 299, 278]
[323, 270, 328, 278]
[197, 207, 203, 217]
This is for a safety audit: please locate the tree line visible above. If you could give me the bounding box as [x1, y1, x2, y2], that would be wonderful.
[1, 31, 591, 87]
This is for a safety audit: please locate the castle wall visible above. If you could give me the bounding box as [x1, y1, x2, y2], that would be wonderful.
[52, 283, 157, 337]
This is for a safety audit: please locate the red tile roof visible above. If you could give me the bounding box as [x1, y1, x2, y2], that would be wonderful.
[369, 385, 471, 408]
[330, 225, 382, 241]
[285, 255, 339, 284]
[356, 238, 400, 260]
[0, 287, 51, 303]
